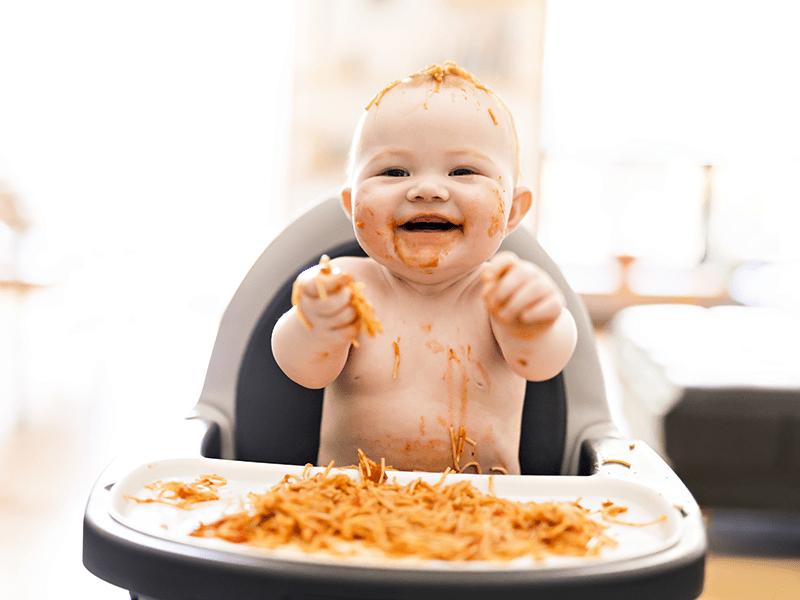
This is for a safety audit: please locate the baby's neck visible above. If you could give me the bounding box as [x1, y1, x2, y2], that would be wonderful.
[381, 263, 484, 300]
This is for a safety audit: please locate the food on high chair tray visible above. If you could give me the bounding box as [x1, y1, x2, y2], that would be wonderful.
[189, 451, 620, 561]
[122, 454, 672, 564]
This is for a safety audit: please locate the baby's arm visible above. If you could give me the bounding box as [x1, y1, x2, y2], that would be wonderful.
[271, 260, 359, 389]
[482, 251, 577, 381]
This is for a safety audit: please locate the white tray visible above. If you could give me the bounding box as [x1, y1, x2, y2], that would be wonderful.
[110, 458, 683, 571]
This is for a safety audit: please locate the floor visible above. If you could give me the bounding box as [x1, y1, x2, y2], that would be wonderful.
[0, 397, 124, 598]
[1, 334, 798, 599]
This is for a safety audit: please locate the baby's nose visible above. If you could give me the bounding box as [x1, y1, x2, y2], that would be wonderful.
[407, 177, 449, 202]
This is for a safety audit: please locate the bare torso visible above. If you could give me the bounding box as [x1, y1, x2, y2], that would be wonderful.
[317, 257, 527, 474]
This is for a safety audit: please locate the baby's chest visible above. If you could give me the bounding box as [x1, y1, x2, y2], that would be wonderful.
[343, 305, 504, 390]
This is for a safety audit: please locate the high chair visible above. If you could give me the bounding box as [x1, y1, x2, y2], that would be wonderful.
[83, 193, 706, 599]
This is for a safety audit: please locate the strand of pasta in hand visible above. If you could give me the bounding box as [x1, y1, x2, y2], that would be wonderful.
[292, 254, 383, 346]
[347, 279, 383, 346]
[291, 255, 340, 329]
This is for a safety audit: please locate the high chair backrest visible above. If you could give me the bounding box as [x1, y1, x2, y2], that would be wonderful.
[194, 194, 618, 474]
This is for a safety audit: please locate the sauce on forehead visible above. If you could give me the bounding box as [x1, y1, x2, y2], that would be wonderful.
[359, 61, 521, 185]
[365, 61, 494, 110]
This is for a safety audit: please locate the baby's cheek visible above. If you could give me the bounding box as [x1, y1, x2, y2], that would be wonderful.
[354, 207, 393, 260]
[487, 187, 508, 238]
[466, 188, 509, 239]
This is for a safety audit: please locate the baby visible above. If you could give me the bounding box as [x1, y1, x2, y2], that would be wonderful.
[272, 63, 577, 475]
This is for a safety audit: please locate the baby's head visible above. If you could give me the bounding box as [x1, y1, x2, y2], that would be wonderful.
[342, 62, 532, 284]
[346, 62, 522, 186]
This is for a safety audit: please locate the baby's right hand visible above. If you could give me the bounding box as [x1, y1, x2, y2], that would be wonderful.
[292, 262, 359, 345]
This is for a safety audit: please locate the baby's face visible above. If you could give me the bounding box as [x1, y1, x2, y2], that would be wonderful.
[343, 80, 530, 285]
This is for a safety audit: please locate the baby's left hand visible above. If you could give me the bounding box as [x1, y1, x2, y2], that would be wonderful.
[481, 251, 566, 340]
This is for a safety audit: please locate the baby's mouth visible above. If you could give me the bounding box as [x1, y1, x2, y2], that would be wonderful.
[393, 215, 462, 270]
[398, 216, 462, 232]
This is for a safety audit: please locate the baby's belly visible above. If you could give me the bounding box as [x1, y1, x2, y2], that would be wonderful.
[317, 385, 524, 474]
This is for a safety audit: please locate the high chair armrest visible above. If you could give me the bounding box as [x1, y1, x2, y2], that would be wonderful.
[581, 437, 701, 515]
[581, 437, 707, 598]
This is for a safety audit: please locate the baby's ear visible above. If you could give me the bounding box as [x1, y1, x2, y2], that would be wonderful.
[506, 186, 533, 233]
[340, 187, 354, 218]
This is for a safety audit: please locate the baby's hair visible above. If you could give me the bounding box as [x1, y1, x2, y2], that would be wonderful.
[345, 62, 522, 185]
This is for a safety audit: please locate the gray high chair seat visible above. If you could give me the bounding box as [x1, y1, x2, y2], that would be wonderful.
[83, 193, 706, 600]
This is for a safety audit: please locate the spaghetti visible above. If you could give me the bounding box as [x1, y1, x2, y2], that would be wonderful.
[125, 475, 227, 509]
[448, 425, 507, 475]
[366, 62, 494, 110]
[392, 338, 400, 379]
[601, 501, 668, 528]
[450, 425, 478, 473]
[190, 453, 617, 561]
[347, 280, 383, 344]
[292, 255, 384, 344]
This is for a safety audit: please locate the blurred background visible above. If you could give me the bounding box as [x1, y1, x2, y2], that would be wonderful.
[1, 1, 798, 598]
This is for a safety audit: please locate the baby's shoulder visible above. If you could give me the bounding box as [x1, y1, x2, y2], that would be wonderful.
[328, 255, 384, 284]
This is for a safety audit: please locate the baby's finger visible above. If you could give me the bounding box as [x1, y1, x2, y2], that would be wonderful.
[493, 277, 553, 322]
[301, 297, 358, 336]
[484, 263, 528, 311]
[309, 286, 353, 317]
[519, 296, 564, 326]
[320, 271, 355, 298]
[301, 271, 353, 299]
[482, 251, 517, 282]
[327, 305, 359, 330]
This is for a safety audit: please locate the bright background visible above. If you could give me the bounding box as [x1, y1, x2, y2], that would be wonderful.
[1, 1, 294, 446]
[1, 1, 798, 598]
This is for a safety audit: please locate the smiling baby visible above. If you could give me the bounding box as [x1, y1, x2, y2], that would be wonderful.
[271, 63, 577, 474]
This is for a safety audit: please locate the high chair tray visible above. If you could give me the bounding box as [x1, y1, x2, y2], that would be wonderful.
[111, 457, 682, 570]
[84, 452, 706, 600]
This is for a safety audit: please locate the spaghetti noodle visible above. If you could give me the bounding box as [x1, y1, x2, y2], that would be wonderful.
[448, 425, 507, 475]
[291, 255, 384, 344]
[392, 338, 400, 379]
[126, 475, 227, 509]
[190, 454, 617, 561]
[601, 501, 668, 527]
[366, 62, 494, 110]
[347, 280, 383, 344]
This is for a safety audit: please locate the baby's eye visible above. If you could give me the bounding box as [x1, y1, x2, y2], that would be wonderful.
[380, 168, 409, 177]
[449, 167, 477, 176]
